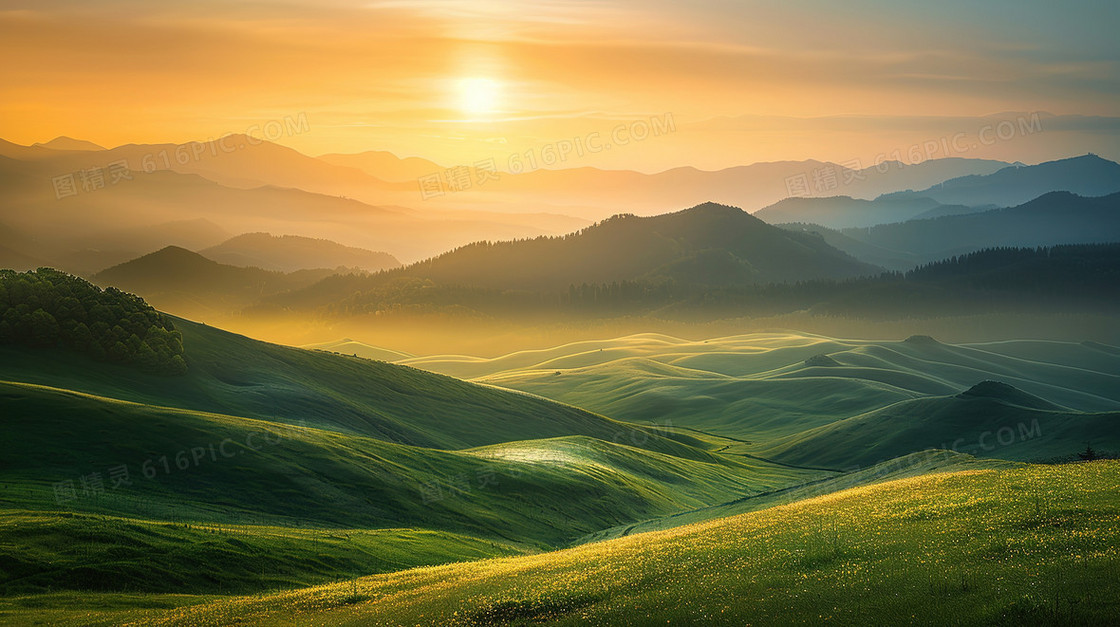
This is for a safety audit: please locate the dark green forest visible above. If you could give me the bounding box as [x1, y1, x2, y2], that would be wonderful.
[260, 243, 1120, 321]
[0, 268, 187, 374]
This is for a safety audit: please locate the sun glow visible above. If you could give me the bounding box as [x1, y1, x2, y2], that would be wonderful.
[458, 77, 501, 116]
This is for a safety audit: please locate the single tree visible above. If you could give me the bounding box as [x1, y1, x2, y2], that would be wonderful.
[1078, 443, 1097, 462]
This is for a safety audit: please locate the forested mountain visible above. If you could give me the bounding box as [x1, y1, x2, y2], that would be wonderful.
[786, 191, 1120, 268]
[755, 195, 944, 229]
[756, 155, 1120, 231]
[265, 244, 1120, 321]
[92, 246, 338, 318]
[386, 202, 876, 290]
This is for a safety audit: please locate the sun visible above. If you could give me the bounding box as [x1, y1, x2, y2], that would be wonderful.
[458, 77, 501, 116]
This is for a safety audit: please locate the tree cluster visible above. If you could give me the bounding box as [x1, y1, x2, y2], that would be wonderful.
[0, 268, 187, 375]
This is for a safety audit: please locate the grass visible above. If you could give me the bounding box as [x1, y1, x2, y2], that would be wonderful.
[23, 460, 1112, 626]
[0, 511, 521, 595]
[0, 317, 705, 453]
[572, 449, 1023, 544]
[756, 387, 1120, 469]
[405, 332, 1120, 443]
[3, 323, 1118, 624]
[0, 377, 815, 596]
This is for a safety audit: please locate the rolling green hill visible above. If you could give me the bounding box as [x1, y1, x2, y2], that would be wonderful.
[0, 378, 810, 547]
[0, 315, 706, 452]
[302, 338, 415, 361]
[46, 461, 1116, 626]
[406, 332, 1120, 445]
[573, 450, 1023, 543]
[756, 381, 1120, 469]
[3, 278, 1118, 623]
[0, 294, 833, 598]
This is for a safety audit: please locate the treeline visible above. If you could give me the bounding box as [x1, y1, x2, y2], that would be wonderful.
[0, 269, 187, 374]
[302, 244, 1120, 321]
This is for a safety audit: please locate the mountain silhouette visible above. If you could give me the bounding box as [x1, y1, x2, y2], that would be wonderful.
[388, 202, 879, 291]
[32, 136, 106, 151]
[917, 154, 1120, 207]
[787, 191, 1120, 269]
[201, 233, 401, 273]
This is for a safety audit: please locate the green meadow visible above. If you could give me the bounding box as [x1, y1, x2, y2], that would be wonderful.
[1, 299, 1118, 625]
[4, 462, 1113, 625]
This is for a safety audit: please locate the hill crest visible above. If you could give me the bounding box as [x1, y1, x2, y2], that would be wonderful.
[957, 380, 1067, 411]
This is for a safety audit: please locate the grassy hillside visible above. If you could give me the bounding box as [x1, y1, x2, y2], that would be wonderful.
[575, 450, 1022, 543]
[39, 461, 1116, 626]
[302, 338, 414, 362]
[0, 512, 521, 595]
[406, 332, 1120, 444]
[756, 382, 1120, 469]
[2, 288, 1116, 623]
[0, 377, 816, 590]
[0, 317, 702, 452]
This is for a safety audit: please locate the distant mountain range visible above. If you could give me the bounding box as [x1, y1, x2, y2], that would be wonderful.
[200, 233, 400, 273]
[756, 155, 1120, 229]
[92, 246, 338, 319]
[31, 136, 106, 152]
[0, 143, 589, 266]
[756, 195, 945, 229]
[80, 202, 1120, 324]
[317, 150, 445, 183]
[435, 156, 1011, 219]
[5, 134, 1120, 326]
[0, 135, 1014, 225]
[916, 153, 1120, 207]
[782, 190, 1120, 269]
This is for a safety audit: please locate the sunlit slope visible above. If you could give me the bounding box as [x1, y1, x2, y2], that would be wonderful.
[302, 339, 414, 362]
[0, 512, 521, 595]
[0, 378, 817, 597]
[757, 381, 1120, 469]
[0, 380, 813, 544]
[0, 318, 700, 453]
[575, 450, 1023, 544]
[406, 332, 1120, 442]
[136, 462, 1120, 626]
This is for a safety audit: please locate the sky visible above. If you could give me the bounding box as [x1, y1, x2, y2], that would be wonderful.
[2, 0, 1119, 171]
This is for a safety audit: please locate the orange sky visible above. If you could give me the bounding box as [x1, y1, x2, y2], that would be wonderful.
[2, 1, 1119, 171]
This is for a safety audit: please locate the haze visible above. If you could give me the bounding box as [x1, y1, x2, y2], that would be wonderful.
[3, 0, 1119, 170]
